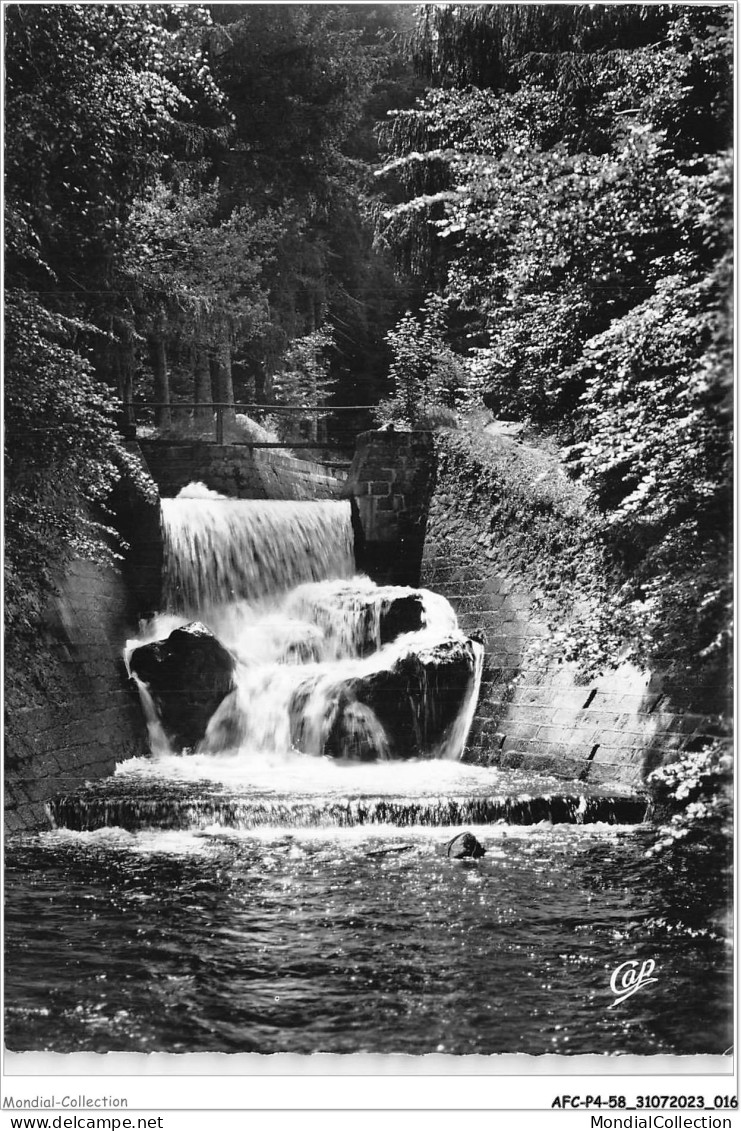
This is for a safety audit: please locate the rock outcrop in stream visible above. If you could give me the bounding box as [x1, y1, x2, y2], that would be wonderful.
[127, 495, 484, 763]
[129, 622, 235, 751]
[446, 832, 486, 859]
[290, 635, 481, 761]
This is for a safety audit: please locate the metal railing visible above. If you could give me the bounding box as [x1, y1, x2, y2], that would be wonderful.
[127, 401, 375, 454]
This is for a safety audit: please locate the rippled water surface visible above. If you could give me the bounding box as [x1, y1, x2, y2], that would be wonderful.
[5, 803, 732, 1055]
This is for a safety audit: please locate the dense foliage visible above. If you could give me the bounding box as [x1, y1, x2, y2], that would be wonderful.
[184, 3, 417, 412]
[375, 294, 467, 426]
[376, 4, 733, 688]
[5, 3, 417, 627]
[5, 4, 224, 628]
[647, 739, 733, 860]
[5, 293, 120, 631]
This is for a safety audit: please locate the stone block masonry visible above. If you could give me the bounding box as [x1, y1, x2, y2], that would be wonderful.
[351, 427, 727, 790]
[5, 558, 150, 831]
[346, 429, 436, 585]
[424, 430, 727, 788]
[139, 440, 348, 501]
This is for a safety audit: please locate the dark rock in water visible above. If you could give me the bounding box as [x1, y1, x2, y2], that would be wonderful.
[288, 635, 479, 761]
[129, 622, 236, 751]
[379, 593, 425, 645]
[198, 688, 245, 753]
[287, 675, 328, 756]
[325, 699, 389, 762]
[446, 832, 486, 859]
[288, 683, 389, 761]
[282, 636, 323, 665]
[355, 637, 478, 758]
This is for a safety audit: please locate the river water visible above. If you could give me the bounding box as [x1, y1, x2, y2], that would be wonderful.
[4, 788, 732, 1055]
[4, 490, 733, 1056]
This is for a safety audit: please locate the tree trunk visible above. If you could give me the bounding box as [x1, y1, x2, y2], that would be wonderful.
[119, 336, 136, 436]
[149, 331, 171, 430]
[214, 336, 236, 424]
[100, 315, 136, 437]
[307, 365, 318, 442]
[194, 346, 213, 434]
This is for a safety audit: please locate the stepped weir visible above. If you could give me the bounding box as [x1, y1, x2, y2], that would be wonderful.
[120, 484, 485, 769]
[52, 480, 648, 832]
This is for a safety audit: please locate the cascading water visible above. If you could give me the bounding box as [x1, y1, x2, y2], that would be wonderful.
[127, 485, 484, 768]
[5, 483, 732, 1057]
[162, 491, 357, 611]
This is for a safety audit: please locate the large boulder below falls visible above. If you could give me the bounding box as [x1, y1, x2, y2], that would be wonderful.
[129, 622, 236, 751]
[285, 585, 428, 658]
[357, 638, 479, 757]
[289, 636, 479, 760]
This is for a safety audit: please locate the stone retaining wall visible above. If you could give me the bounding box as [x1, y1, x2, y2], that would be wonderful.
[4, 448, 159, 831]
[5, 558, 149, 832]
[139, 440, 348, 501]
[350, 428, 727, 789]
[421, 500, 720, 789]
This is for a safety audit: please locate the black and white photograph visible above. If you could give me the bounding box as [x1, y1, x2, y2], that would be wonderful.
[3, 0, 735, 1091]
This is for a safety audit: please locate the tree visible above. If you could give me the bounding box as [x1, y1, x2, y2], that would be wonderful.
[376, 4, 732, 683]
[5, 5, 227, 302]
[5, 4, 228, 627]
[271, 327, 336, 443]
[121, 177, 285, 428]
[205, 4, 414, 409]
[375, 294, 468, 426]
[5, 292, 125, 631]
[564, 250, 732, 680]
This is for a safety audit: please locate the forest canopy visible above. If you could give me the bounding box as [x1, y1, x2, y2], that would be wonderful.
[374, 2, 732, 682]
[4, 2, 417, 627]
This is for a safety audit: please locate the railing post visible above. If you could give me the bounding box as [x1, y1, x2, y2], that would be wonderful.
[216, 406, 224, 445]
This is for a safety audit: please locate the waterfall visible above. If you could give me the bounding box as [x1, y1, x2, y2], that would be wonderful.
[161, 494, 356, 613]
[129, 487, 484, 765]
[128, 674, 171, 759]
